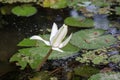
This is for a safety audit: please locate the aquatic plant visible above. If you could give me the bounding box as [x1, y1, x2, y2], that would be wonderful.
[10, 23, 79, 70]
[76, 48, 109, 65]
[11, 4, 37, 17]
[30, 23, 72, 52]
[0, 5, 14, 15]
[70, 29, 116, 49]
[43, 0, 67, 9]
[0, 0, 37, 3]
[88, 72, 120, 80]
[64, 17, 94, 28]
[115, 7, 120, 15]
[74, 65, 99, 77]
[108, 54, 120, 64]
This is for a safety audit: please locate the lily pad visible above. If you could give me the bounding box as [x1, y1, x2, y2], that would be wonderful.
[88, 72, 120, 80]
[115, 7, 120, 15]
[70, 29, 116, 49]
[29, 71, 50, 80]
[43, 0, 67, 9]
[64, 17, 94, 28]
[74, 65, 99, 77]
[11, 4, 37, 17]
[10, 34, 79, 69]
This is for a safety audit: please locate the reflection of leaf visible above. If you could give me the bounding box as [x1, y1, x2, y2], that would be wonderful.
[10, 34, 79, 69]
[70, 29, 116, 49]
[64, 17, 94, 28]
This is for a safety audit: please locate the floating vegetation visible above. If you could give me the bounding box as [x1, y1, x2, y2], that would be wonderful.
[70, 29, 116, 49]
[0, 5, 14, 15]
[43, 0, 67, 9]
[10, 34, 79, 69]
[29, 71, 51, 80]
[64, 17, 94, 28]
[88, 72, 120, 80]
[115, 7, 120, 15]
[108, 54, 120, 64]
[0, 0, 37, 3]
[11, 4, 37, 17]
[76, 48, 109, 65]
[74, 65, 99, 77]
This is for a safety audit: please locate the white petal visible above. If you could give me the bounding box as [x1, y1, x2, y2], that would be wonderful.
[52, 47, 64, 53]
[51, 24, 68, 47]
[59, 33, 72, 48]
[30, 35, 50, 46]
[50, 23, 58, 42]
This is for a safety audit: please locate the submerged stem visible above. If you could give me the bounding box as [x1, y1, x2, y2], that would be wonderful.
[36, 48, 53, 71]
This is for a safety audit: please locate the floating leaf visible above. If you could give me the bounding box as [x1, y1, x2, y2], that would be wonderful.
[50, 0, 67, 9]
[88, 72, 120, 80]
[64, 17, 94, 28]
[76, 48, 109, 65]
[93, 1, 110, 7]
[70, 29, 116, 49]
[18, 38, 37, 46]
[74, 65, 99, 77]
[10, 34, 79, 69]
[43, 0, 67, 9]
[108, 54, 120, 64]
[29, 71, 50, 80]
[115, 7, 120, 15]
[0, 5, 13, 15]
[11, 4, 37, 17]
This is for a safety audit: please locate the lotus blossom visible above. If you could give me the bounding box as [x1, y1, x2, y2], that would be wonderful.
[30, 23, 72, 52]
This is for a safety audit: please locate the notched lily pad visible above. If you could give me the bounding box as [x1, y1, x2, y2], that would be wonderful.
[70, 29, 117, 49]
[64, 17, 94, 28]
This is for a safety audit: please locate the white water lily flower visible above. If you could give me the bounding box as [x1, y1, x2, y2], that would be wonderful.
[30, 23, 72, 52]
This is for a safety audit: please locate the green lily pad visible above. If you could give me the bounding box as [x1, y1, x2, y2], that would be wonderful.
[43, 0, 67, 9]
[64, 17, 94, 28]
[10, 34, 79, 69]
[74, 65, 99, 77]
[50, 0, 67, 9]
[88, 72, 120, 80]
[70, 29, 117, 49]
[115, 7, 120, 15]
[11, 4, 37, 17]
[18, 38, 37, 46]
[29, 71, 51, 80]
